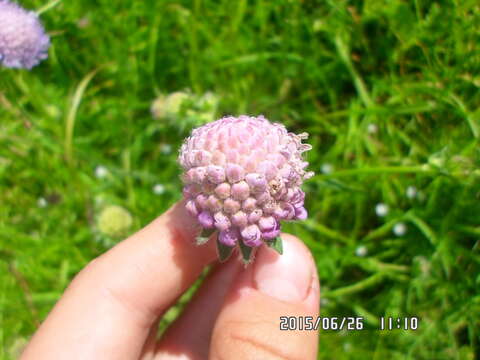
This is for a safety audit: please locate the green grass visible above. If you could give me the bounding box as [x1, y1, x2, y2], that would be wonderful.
[1, 0, 480, 358]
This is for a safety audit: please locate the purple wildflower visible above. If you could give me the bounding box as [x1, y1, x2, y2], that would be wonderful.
[179, 115, 313, 263]
[0, 0, 50, 69]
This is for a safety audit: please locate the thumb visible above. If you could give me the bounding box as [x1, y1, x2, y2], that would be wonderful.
[210, 234, 320, 360]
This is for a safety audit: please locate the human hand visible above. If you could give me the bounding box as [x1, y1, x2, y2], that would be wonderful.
[21, 201, 320, 359]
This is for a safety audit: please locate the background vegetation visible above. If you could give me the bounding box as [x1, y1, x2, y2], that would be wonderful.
[1, 0, 479, 358]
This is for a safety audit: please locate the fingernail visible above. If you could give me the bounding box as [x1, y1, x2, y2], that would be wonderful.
[253, 236, 313, 303]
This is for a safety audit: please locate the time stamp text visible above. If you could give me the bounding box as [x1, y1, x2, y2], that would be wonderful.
[280, 316, 419, 331]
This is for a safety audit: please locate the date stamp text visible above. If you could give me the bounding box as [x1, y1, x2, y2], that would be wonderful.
[280, 316, 419, 331]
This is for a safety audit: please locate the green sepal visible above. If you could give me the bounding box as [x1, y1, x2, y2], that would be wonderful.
[196, 228, 216, 245]
[267, 236, 283, 255]
[238, 239, 255, 265]
[216, 238, 235, 262]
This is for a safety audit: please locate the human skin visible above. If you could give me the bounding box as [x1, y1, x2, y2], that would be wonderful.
[21, 201, 320, 360]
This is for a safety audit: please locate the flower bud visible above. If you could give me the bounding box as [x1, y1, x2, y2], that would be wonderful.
[231, 181, 250, 200]
[179, 115, 313, 262]
[241, 225, 262, 247]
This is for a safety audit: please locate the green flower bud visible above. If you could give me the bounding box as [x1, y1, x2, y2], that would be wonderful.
[97, 205, 133, 237]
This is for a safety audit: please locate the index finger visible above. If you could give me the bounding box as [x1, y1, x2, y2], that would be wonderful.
[22, 201, 217, 360]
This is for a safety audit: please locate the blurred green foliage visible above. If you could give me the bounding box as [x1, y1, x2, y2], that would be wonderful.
[1, 0, 479, 359]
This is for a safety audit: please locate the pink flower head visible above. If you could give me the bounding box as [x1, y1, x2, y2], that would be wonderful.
[179, 115, 313, 263]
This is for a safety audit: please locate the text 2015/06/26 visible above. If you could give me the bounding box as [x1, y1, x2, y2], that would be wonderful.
[280, 316, 364, 331]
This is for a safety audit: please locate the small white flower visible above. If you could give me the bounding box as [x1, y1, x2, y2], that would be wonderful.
[367, 123, 378, 134]
[153, 183, 165, 195]
[95, 165, 108, 179]
[37, 197, 47, 208]
[393, 222, 407, 237]
[406, 186, 417, 199]
[355, 245, 368, 257]
[321, 163, 334, 174]
[160, 144, 172, 155]
[375, 203, 389, 217]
